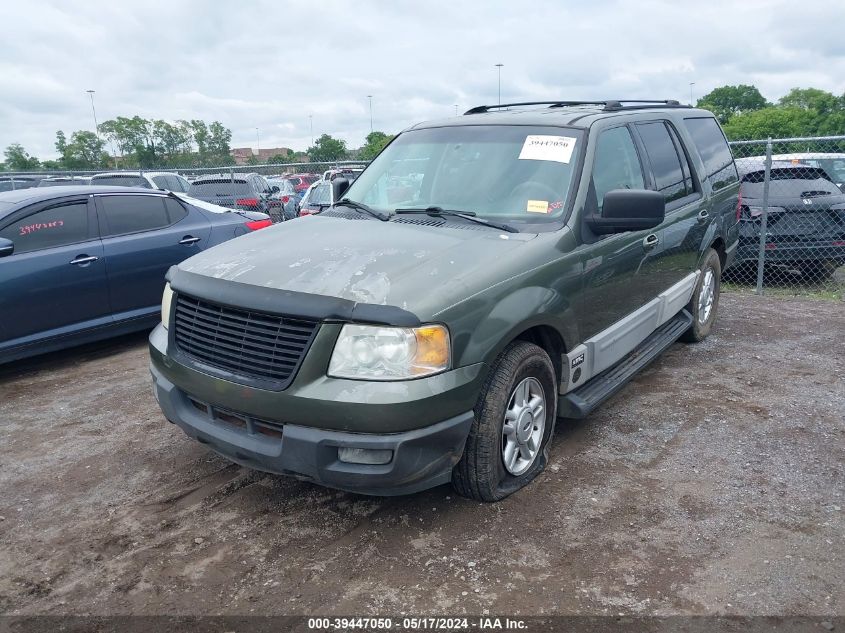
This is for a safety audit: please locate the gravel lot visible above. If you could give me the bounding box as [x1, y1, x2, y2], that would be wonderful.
[0, 292, 842, 618]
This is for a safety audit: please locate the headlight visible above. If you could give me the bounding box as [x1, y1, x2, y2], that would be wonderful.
[328, 324, 450, 380]
[161, 283, 174, 330]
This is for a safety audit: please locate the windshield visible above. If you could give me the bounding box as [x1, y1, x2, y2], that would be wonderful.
[343, 125, 583, 226]
[307, 183, 332, 205]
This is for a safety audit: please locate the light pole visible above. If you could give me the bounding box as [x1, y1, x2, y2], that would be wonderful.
[495, 63, 504, 105]
[309, 115, 313, 146]
[689, 82, 696, 106]
[454, 104, 459, 115]
[256, 127, 260, 158]
[367, 95, 373, 134]
[86, 90, 99, 138]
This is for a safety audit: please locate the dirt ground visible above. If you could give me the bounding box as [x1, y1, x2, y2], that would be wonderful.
[0, 292, 843, 618]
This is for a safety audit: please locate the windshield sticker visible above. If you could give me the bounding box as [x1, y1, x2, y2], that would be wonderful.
[526, 200, 550, 214]
[518, 135, 577, 163]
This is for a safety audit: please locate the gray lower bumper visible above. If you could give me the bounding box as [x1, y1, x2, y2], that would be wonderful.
[151, 363, 474, 496]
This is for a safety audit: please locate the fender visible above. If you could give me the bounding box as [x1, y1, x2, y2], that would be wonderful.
[447, 285, 579, 370]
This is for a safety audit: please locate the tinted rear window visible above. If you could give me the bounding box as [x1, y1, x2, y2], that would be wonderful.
[99, 195, 171, 236]
[683, 117, 738, 190]
[91, 175, 152, 188]
[636, 121, 691, 203]
[188, 180, 252, 197]
[740, 169, 840, 198]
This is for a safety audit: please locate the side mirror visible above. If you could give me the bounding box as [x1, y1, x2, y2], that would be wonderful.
[587, 189, 665, 235]
[0, 237, 14, 258]
[332, 177, 350, 201]
[270, 185, 280, 193]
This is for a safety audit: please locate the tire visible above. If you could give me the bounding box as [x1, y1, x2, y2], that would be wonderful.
[452, 341, 557, 502]
[800, 260, 836, 282]
[681, 248, 721, 343]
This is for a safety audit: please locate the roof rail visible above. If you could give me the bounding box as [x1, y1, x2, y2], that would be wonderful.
[464, 100, 690, 115]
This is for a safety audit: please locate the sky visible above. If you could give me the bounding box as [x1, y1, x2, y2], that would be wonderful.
[2, 0, 844, 160]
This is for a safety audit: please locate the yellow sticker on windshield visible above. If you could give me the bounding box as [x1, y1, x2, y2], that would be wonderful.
[526, 200, 550, 214]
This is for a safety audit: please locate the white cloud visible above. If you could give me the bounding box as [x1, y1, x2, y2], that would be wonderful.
[1, 0, 843, 160]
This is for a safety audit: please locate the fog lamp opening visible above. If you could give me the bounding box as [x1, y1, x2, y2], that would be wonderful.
[337, 447, 393, 465]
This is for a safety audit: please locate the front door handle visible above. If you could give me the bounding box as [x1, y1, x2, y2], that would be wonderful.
[643, 234, 660, 249]
[179, 235, 201, 245]
[69, 255, 99, 265]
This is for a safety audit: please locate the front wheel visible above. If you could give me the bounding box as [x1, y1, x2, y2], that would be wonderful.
[681, 248, 721, 343]
[452, 341, 557, 502]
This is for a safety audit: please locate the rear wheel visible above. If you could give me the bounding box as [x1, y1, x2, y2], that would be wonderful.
[452, 341, 557, 502]
[681, 248, 721, 343]
[800, 260, 837, 282]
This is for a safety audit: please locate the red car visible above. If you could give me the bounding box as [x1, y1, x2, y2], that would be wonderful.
[285, 174, 320, 195]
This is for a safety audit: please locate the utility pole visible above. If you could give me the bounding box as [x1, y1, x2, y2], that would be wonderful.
[86, 90, 99, 138]
[309, 115, 313, 146]
[256, 127, 260, 158]
[495, 64, 504, 105]
[367, 95, 373, 134]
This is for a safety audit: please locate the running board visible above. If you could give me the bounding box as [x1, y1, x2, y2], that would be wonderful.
[558, 310, 693, 419]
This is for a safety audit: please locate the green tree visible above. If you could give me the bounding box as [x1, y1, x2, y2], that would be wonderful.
[268, 153, 293, 164]
[358, 131, 393, 161]
[777, 88, 842, 114]
[696, 85, 769, 124]
[3, 143, 40, 170]
[307, 134, 348, 162]
[56, 131, 109, 169]
[99, 116, 153, 167]
[722, 107, 817, 141]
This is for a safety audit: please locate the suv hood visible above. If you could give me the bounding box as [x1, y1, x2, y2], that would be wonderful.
[178, 215, 536, 318]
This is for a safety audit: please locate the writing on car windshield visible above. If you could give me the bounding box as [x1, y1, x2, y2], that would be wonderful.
[344, 125, 582, 223]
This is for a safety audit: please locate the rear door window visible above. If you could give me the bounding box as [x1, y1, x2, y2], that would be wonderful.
[98, 195, 171, 236]
[683, 117, 739, 190]
[636, 121, 693, 205]
[0, 201, 90, 254]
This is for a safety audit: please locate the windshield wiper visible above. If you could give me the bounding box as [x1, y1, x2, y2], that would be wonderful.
[334, 198, 389, 221]
[394, 206, 518, 233]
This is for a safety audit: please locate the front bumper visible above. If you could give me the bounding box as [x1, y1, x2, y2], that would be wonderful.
[151, 362, 473, 495]
[149, 323, 484, 495]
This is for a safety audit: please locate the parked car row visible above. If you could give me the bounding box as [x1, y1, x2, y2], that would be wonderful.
[0, 186, 271, 363]
[734, 156, 845, 278]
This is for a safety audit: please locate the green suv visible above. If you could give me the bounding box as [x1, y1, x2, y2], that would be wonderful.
[149, 100, 739, 501]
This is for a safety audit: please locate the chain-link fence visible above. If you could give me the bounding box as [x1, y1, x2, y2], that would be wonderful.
[728, 136, 845, 296]
[0, 161, 369, 224]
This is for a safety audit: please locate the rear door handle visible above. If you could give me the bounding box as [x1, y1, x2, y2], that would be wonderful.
[697, 209, 710, 222]
[643, 234, 660, 249]
[69, 255, 99, 265]
[179, 236, 201, 245]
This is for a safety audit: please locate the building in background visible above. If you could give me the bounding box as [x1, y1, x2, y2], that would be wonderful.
[230, 147, 294, 165]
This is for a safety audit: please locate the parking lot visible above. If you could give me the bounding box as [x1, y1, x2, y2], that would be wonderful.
[0, 292, 842, 617]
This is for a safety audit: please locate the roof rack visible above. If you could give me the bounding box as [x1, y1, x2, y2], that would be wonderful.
[464, 100, 688, 115]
